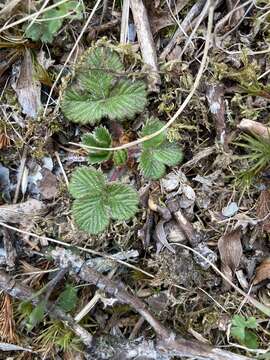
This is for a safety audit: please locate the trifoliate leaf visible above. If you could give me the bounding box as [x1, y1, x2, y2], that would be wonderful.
[107, 183, 139, 220]
[113, 149, 128, 166]
[62, 80, 147, 124]
[72, 195, 110, 234]
[154, 143, 183, 166]
[57, 285, 78, 312]
[61, 47, 147, 124]
[230, 315, 259, 349]
[139, 149, 166, 179]
[69, 167, 139, 234]
[82, 126, 112, 164]
[69, 167, 106, 198]
[141, 118, 166, 148]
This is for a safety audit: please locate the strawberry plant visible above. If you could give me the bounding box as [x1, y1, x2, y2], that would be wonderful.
[230, 315, 259, 349]
[82, 119, 183, 179]
[61, 46, 147, 124]
[69, 167, 139, 234]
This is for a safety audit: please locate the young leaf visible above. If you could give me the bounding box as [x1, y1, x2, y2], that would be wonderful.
[57, 285, 78, 312]
[26, 301, 46, 331]
[61, 47, 147, 124]
[230, 315, 259, 349]
[82, 126, 112, 164]
[113, 149, 128, 166]
[138, 119, 183, 179]
[72, 195, 110, 234]
[25, 1, 83, 43]
[107, 183, 139, 220]
[69, 167, 106, 198]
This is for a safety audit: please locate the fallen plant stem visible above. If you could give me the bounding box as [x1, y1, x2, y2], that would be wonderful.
[0, 221, 155, 279]
[69, 1, 215, 152]
[51, 247, 251, 360]
[130, 0, 161, 91]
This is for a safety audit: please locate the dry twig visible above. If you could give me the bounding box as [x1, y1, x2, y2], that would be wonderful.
[130, 0, 161, 92]
[51, 247, 251, 360]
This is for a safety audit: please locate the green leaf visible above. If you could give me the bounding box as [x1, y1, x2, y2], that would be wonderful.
[245, 317, 258, 329]
[78, 70, 113, 99]
[244, 330, 259, 349]
[69, 167, 139, 234]
[138, 119, 183, 179]
[72, 195, 110, 234]
[25, 1, 83, 43]
[61, 47, 147, 124]
[83, 46, 124, 72]
[82, 126, 112, 164]
[69, 167, 106, 198]
[139, 149, 166, 179]
[107, 80, 147, 120]
[57, 285, 78, 312]
[141, 118, 166, 148]
[107, 183, 139, 220]
[113, 149, 128, 166]
[231, 315, 247, 329]
[62, 80, 147, 124]
[231, 325, 246, 341]
[26, 301, 46, 331]
[231, 315, 259, 349]
[154, 143, 183, 166]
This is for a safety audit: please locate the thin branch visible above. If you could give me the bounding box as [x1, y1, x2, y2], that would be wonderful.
[0, 221, 155, 280]
[51, 247, 251, 360]
[130, 0, 161, 91]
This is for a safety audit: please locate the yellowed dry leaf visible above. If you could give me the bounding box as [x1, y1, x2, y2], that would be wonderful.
[253, 258, 270, 285]
[218, 229, 243, 289]
[256, 190, 270, 233]
[13, 49, 41, 118]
